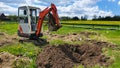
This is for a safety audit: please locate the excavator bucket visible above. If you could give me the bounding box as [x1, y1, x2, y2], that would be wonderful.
[48, 13, 61, 31]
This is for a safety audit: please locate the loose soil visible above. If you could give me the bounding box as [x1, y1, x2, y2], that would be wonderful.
[43, 31, 100, 43]
[0, 32, 18, 46]
[36, 40, 115, 68]
[0, 52, 30, 68]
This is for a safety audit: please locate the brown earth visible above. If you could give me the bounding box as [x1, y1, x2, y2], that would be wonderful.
[80, 31, 98, 38]
[0, 52, 30, 68]
[43, 31, 100, 43]
[36, 40, 115, 68]
[0, 32, 18, 47]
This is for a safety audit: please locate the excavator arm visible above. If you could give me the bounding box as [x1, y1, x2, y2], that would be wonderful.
[36, 3, 61, 36]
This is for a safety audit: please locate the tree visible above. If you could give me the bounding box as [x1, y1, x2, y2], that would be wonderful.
[8, 15, 18, 21]
[92, 15, 120, 21]
[104, 16, 112, 21]
[92, 15, 97, 20]
[84, 15, 88, 20]
[98, 16, 102, 20]
[72, 16, 79, 20]
[113, 16, 120, 21]
[81, 15, 88, 20]
[60, 16, 71, 21]
[81, 16, 84, 20]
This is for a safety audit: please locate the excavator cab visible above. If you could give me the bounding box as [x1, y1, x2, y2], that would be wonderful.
[18, 6, 40, 38]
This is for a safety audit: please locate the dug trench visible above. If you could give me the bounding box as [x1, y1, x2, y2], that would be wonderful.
[36, 40, 115, 68]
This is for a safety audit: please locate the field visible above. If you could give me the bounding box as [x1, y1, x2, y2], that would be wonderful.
[62, 21, 120, 30]
[0, 21, 120, 68]
[62, 21, 120, 25]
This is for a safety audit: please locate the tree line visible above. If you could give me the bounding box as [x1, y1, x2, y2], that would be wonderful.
[60, 15, 120, 21]
[60, 16, 87, 21]
[92, 15, 120, 21]
[3, 15, 120, 21]
[1, 13, 120, 21]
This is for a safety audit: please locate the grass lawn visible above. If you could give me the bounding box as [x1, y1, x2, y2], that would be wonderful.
[0, 21, 18, 35]
[0, 21, 120, 68]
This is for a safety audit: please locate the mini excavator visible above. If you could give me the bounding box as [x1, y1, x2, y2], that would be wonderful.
[18, 3, 61, 45]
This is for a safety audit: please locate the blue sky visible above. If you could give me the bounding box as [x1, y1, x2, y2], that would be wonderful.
[0, 0, 120, 19]
[97, 0, 120, 15]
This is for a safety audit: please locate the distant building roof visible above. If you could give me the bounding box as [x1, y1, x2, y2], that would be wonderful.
[0, 13, 6, 18]
[0, 13, 10, 21]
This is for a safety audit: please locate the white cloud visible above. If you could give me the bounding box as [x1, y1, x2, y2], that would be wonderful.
[0, 2, 17, 15]
[0, 0, 114, 19]
[108, 0, 115, 2]
[118, 1, 120, 5]
[0, 0, 26, 4]
[38, 0, 74, 5]
[56, 0, 113, 19]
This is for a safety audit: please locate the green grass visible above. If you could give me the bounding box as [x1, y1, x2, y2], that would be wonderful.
[95, 30, 120, 45]
[0, 21, 18, 35]
[51, 26, 84, 34]
[0, 42, 41, 68]
[103, 48, 120, 68]
[0, 43, 41, 58]
[0, 21, 120, 68]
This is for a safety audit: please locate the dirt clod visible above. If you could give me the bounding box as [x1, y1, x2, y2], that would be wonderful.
[0, 58, 3, 63]
[36, 42, 112, 68]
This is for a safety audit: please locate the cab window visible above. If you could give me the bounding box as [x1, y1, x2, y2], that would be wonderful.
[19, 9, 28, 23]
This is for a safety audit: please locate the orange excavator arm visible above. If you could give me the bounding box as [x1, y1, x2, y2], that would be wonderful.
[36, 3, 61, 36]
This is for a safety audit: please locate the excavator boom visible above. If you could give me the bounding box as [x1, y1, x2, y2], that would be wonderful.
[36, 3, 61, 36]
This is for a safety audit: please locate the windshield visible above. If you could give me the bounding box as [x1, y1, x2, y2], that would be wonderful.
[30, 9, 37, 23]
[18, 9, 28, 23]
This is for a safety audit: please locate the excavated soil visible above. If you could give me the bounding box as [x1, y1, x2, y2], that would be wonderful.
[36, 40, 115, 68]
[43, 31, 100, 42]
[0, 52, 30, 68]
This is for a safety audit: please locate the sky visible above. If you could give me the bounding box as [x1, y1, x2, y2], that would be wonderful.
[0, 0, 120, 19]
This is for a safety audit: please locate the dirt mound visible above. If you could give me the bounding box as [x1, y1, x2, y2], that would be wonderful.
[0, 52, 30, 68]
[36, 43, 112, 68]
[43, 31, 100, 43]
[48, 33, 82, 42]
[0, 52, 17, 68]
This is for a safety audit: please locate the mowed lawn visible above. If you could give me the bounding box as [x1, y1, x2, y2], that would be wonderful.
[0, 21, 120, 68]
